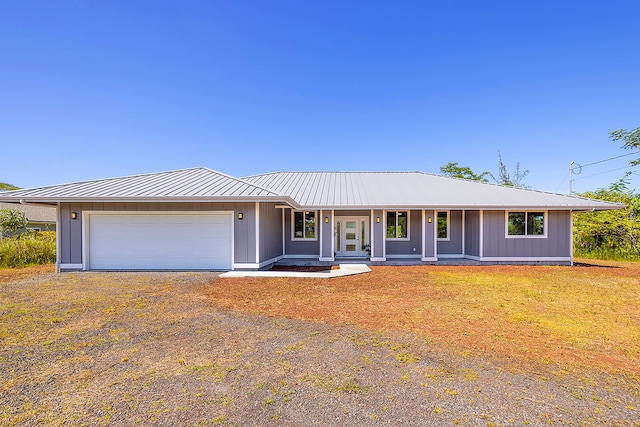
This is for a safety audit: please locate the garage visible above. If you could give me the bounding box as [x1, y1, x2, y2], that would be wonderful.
[86, 212, 233, 270]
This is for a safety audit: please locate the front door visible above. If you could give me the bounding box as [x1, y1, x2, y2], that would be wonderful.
[335, 217, 370, 257]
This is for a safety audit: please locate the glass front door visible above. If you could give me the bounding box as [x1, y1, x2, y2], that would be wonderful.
[335, 217, 369, 257]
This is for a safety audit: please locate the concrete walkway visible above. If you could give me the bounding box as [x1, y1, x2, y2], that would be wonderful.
[219, 264, 371, 278]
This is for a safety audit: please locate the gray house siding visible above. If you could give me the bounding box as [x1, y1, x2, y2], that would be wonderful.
[437, 210, 463, 255]
[283, 208, 320, 256]
[59, 202, 257, 266]
[320, 210, 333, 258]
[372, 209, 384, 258]
[259, 202, 283, 263]
[424, 210, 435, 258]
[464, 210, 480, 257]
[386, 210, 422, 256]
[482, 210, 571, 258]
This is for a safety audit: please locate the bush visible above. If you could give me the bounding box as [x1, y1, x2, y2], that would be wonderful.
[0, 231, 56, 268]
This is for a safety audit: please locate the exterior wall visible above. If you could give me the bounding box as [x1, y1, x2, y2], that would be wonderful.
[283, 208, 320, 256]
[437, 210, 463, 255]
[423, 210, 435, 258]
[372, 209, 384, 259]
[386, 210, 422, 256]
[482, 210, 571, 258]
[59, 202, 257, 266]
[320, 210, 333, 259]
[464, 210, 481, 257]
[259, 202, 283, 263]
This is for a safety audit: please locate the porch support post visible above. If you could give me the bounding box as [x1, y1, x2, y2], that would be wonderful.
[319, 209, 334, 261]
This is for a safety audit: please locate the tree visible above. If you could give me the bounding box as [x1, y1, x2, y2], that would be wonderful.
[489, 152, 530, 188]
[439, 162, 489, 182]
[610, 127, 640, 166]
[573, 177, 640, 260]
[0, 208, 28, 237]
[0, 182, 19, 191]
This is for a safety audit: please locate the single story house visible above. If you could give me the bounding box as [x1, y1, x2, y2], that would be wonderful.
[0, 201, 56, 234]
[0, 167, 622, 271]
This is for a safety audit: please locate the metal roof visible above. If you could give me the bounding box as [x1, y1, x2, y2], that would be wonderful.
[0, 168, 623, 211]
[0, 167, 288, 203]
[243, 171, 623, 211]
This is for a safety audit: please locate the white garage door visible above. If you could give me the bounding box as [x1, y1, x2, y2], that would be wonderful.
[88, 213, 233, 270]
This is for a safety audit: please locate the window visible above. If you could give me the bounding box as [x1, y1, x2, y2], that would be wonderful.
[386, 211, 408, 239]
[293, 211, 316, 239]
[437, 211, 449, 240]
[507, 211, 545, 237]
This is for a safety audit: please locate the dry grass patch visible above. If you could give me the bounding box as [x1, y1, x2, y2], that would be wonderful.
[211, 260, 640, 374]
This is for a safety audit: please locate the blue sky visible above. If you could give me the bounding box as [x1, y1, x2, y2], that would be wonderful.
[1, 1, 639, 193]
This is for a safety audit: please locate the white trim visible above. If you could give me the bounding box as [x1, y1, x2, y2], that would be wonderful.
[370, 209, 375, 258]
[370, 257, 386, 261]
[382, 212, 387, 258]
[255, 202, 260, 264]
[505, 210, 548, 239]
[421, 210, 425, 259]
[233, 255, 283, 270]
[433, 211, 437, 259]
[569, 210, 574, 266]
[421, 257, 438, 262]
[461, 210, 465, 256]
[478, 256, 571, 262]
[465, 255, 481, 261]
[437, 254, 465, 259]
[291, 210, 318, 241]
[59, 263, 83, 270]
[385, 210, 410, 240]
[436, 210, 450, 241]
[82, 210, 235, 271]
[319, 209, 323, 258]
[385, 254, 422, 259]
[55, 202, 61, 272]
[331, 209, 335, 257]
[479, 210, 484, 258]
[282, 254, 318, 259]
[319, 257, 335, 262]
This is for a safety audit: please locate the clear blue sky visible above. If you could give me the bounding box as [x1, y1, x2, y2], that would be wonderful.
[1, 1, 639, 194]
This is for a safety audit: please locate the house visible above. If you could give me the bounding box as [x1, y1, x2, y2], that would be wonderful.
[0, 167, 622, 271]
[0, 201, 56, 234]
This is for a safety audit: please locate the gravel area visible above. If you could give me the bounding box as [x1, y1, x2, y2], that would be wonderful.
[1, 270, 638, 426]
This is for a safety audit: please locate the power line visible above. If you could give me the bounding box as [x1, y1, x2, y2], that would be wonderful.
[580, 151, 640, 167]
[574, 165, 635, 181]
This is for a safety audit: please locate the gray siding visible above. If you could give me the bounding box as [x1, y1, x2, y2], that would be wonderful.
[464, 210, 480, 257]
[320, 210, 333, 258]
[372, 209, 384, 258]
[437, 210, 463, 255]
[259, 202, 283, 263]
[59, 202, 257, 265]
[482, 210, 571, 258]
[424, 210, 435, 258]
[284, 208, 320, 256]
[386, 210, 422, 256]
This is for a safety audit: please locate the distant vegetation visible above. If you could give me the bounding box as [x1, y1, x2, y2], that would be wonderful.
[0, 231, 56, 268]
[0, 182, 19, 191]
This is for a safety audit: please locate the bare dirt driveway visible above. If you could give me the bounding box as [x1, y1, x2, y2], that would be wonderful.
[1, 264, 638, 426]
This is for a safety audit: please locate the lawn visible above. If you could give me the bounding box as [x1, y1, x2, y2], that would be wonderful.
[212, 260, 640, 375]
[1, 261, 638, 426]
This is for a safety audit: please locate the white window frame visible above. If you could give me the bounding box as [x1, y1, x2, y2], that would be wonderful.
[505, 210, 548, 238]
[291, 210, 318, 241]
[436, 210, 450, 241]
[386, 210, 410, 240]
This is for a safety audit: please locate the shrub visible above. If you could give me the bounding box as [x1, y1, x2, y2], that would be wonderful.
[0, 231, 56, 268]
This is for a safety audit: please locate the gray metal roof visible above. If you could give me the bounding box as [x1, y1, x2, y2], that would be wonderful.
[243, 171, 623, 211]
[0, 167, 288, 203]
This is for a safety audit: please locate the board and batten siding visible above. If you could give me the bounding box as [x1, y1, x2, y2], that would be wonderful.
[283, 208, 320, 256]
[385, 210, 423, 256]
[464, 210, 481, 257]
[59, 202, 258, 266]
[482, 210, 571, 258]
[258, 202, 283, 263]
[437, 210, 463, 255]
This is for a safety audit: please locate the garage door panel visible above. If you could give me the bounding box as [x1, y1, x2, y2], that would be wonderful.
[88, 213, 232, 270]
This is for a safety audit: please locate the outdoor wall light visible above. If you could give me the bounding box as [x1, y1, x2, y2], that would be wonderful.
[71, 212, 78, 220]
[237, 212, 243, 220]
[428, 217, 432, 223]
[324, 216, 329, 223]
[376, 216, 381, 223]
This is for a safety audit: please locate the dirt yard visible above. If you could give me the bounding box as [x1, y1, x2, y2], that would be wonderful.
[1, 262, 639, 426]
